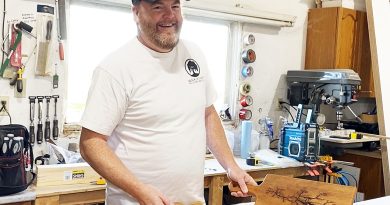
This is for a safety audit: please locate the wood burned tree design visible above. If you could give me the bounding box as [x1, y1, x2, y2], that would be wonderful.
[266, 187, 336, 205]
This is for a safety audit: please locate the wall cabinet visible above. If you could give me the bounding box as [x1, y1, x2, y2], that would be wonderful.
[305, 7, 375, 98]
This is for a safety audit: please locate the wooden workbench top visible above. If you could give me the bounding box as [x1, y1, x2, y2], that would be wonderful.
[33, 183, 106, 198]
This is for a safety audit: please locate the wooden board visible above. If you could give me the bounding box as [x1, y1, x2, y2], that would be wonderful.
[229, 174, 356, 205]
[365, 0, 390, 195]
[36, 163, 101, 187]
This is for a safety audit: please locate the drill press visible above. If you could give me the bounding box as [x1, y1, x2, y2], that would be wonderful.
[280, 69, 361, 161]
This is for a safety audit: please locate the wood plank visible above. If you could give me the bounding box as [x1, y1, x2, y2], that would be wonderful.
[33, 196, 59, 205]
[36, 163, 101, 187]
[229, 174, 356, 205]
[208, 176, 224, 205]
[34, 184, 105, 198]
[59, 190, 105, 205]
[365, 0, 390, 195]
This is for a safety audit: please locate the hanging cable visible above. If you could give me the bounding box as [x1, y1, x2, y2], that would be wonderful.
[281, 105, 295, 122]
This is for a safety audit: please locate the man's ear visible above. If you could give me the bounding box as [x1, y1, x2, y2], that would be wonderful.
[132, 6, 139, 23]
[132, 6, 139, 16]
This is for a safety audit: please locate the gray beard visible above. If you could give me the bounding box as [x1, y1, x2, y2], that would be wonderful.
[138, 18, 182, 50]
[152, 30, 179, 50]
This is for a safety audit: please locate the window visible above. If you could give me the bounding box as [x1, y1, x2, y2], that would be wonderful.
[67, 1, 230, 123]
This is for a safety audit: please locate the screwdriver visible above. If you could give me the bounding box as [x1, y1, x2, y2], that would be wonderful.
[28, 96, 36, 146]
[36, 96, 44, 144]
[44, 96, 51, 142]
[52, 95, 59, 140]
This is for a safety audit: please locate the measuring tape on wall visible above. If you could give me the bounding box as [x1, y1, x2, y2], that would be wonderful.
[241, 65, 254, 78]
[239, 109, 252, 120]
[239, 83, 251, 95]
[243, 34, 255, 46]
[242, 49, 256, 63]
[240, 95, 253, 107]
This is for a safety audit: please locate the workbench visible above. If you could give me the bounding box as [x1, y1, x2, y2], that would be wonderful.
[28, 157, 306, 205]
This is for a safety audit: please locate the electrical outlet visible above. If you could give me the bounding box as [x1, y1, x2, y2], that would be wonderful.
[0, 96, 10, 116]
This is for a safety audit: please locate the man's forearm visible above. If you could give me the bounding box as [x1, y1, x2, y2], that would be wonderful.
[80, 128, 145, 198]
[205, 106, 239, 171]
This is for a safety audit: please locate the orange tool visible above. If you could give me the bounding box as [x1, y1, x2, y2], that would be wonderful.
[56, 0, 64, 60]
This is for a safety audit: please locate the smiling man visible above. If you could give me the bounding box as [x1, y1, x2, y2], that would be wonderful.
[79, 0, 256, 204]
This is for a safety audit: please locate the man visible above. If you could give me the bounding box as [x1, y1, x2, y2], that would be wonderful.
[79, 0, 256, 204]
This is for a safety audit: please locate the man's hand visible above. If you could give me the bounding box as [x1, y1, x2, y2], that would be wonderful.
[135, 184, 171, 205]
[227, 166, 257, 197]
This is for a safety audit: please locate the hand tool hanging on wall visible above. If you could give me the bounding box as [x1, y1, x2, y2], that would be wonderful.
[44, 96, 51, 142]
[36, 20, 52, 73]
[10, 44, 37, 92]
[15, 21, 35, 38]
[55, 0, 64, 60]
[9, 23, 22, 68]
[36, 5, 55, 76]
[36, 96, 44, 144]
[8, 22, 36, 92]
[53, 63, 58, 88]
[52, 95, 59, 140]
[29, 96, 36, 146]
[0, 27, 22, 77]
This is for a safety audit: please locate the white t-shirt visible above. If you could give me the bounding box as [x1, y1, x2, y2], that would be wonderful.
[81, 38, 217, 205]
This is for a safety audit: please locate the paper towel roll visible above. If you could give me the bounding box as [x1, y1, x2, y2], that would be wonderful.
[241, 121, 252, 158]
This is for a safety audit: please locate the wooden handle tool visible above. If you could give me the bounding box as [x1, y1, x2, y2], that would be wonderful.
[229, 174, 356, 205]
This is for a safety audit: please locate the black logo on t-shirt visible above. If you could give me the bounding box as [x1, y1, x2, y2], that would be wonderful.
[185, 59, 200, 77]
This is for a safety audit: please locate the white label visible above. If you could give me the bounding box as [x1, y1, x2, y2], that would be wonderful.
[64, 171, 72, 181]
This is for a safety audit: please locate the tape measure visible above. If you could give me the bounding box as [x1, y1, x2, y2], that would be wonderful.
[246, 156, 261, 166]
[240, 95, 253, 107]
[241, 65, 253, 78]
[239, 109, 252, 120]
[243, 34, 255, 45]
[239, 83, 251, 95]
[242, 49, 256, 63]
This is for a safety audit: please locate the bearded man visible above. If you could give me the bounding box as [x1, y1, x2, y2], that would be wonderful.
[79, 0, 256, 204]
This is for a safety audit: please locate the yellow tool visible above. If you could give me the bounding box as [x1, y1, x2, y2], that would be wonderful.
[16, 66, 24, 92]
[96, 177, 106, 185]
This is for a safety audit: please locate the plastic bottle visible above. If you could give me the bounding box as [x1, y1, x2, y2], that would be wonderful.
[258, 118, 270, 150]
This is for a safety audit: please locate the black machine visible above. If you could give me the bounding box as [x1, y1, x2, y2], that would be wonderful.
[280, 69, 361, 161]
[286, 69, 361, 129]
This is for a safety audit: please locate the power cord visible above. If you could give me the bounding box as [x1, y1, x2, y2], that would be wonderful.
[0, 100, 12, 124]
